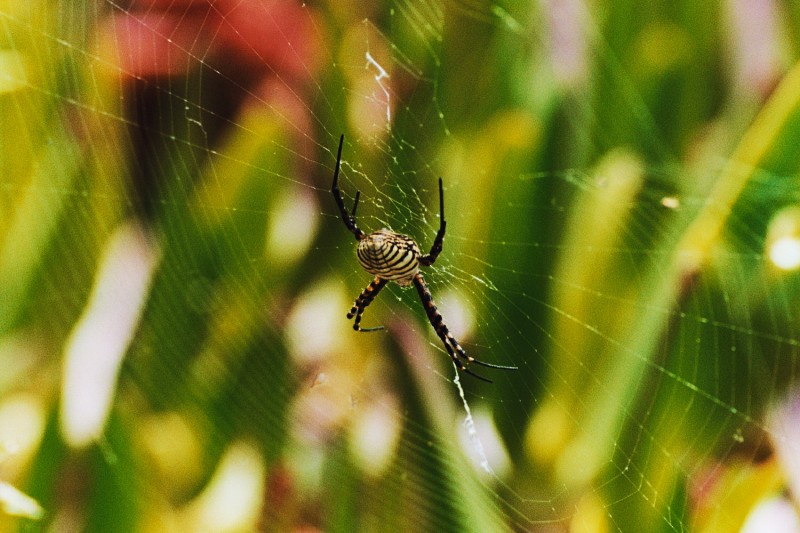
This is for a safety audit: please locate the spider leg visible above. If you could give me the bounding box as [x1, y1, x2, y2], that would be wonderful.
[351, 190, 361, 217]
[412, 273, 516, 382]
[420, 177, 446, 266]
[419, 303, 492, 382]
[331, 134, 365, 241]
[347, 277, 388, 332]
[446, 335, 519, 370]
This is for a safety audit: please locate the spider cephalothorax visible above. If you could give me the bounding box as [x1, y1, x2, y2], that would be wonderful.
[331, 134, 517, 382]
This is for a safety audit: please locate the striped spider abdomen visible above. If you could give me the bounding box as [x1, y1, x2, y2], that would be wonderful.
[357, 229, 421, 287]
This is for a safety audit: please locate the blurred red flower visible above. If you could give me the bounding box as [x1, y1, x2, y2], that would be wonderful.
[104, 0, 323, 83]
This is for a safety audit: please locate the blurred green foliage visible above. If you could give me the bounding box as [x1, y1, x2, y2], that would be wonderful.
[2, 0, 800, 532]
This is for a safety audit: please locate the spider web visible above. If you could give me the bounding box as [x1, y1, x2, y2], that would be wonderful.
[2, 0, 800, 531]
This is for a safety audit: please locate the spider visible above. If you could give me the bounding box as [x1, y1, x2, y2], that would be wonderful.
[331, 134, 518, 383]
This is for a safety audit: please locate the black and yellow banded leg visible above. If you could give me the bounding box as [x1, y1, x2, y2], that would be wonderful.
[412, 273, 493, 382]
[412, 273, 517, 382]
[348, 277, 388, 332]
